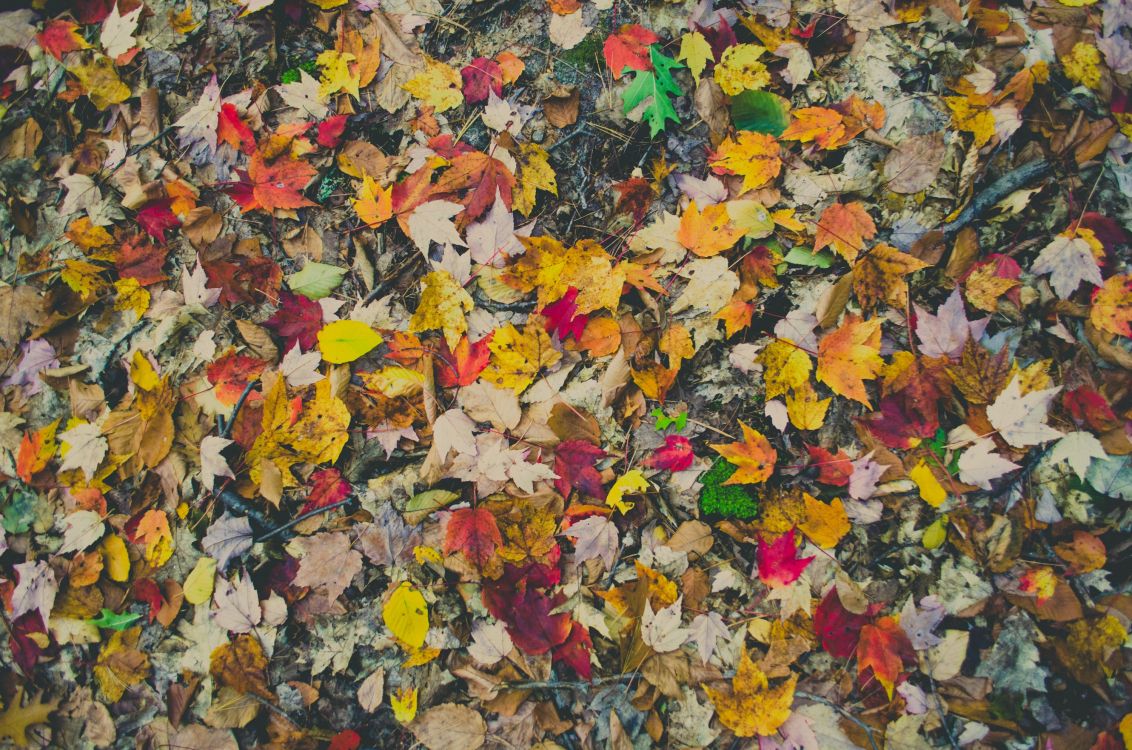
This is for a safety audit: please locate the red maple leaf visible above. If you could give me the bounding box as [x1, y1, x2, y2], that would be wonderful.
[116, 236, 168, 285]
[207, 349, 266, 406]
[432, 151, 516, 221]
[857, 615, 914, 699]
[132, 578, 167, 624]
[136, 199, 181, 243]
[603, 24, 658, 79]
[642, 434, 694, 472]
[202, 250, 282, 305]
[613, 177, 654, 223]
[553, 621, 594, 680]
[805, 444, 853, 487]
[543, 287, 588, 341]
[461, 57, 504, 104]
[437, 334, 493, 387]
[38, 20, 86, 60]
[553, 440, 607, 501]
[483, 561, 572, 655]
[299, 468, 351, 515]
[1064, 386, 1120, 432]
[316, 115, 349, 149]
[218, 103, 256, 154]
[229, 152, 317, 214]
[265, 291, 324, 350]
[444, 507, 502, 569]
[756, 528, 813, 589]
[813, 587, 874, 658]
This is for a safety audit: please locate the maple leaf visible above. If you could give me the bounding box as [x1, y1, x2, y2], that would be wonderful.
[704, 648, 797, 737]
[710, 421, 777, 484]
[405, 200, 467, 254]
[482, 320, 562, 394]
[511, 142, 558, 216]
[709, 132, 782, 192]
[444, 507, 502, 570]
[265, 290, 324, 350]
[622, 46, 684, 137]
[677, 201, 745, 257]
[554, 440, 607, 500]
[38, 20, 88, 60]
[437, 334, 493, 387]
[678, 31, 713, 83]
[813, 202, 876, 263]
[642, 434, 695, 472]
[986, 376, 1062, 448]
[817, 314, 883, 407]
[853, 243, 929, 311]
[1032, 230, 1104, 299]
[57, 422, 107, 480]
[915, 289, 988, 359]
[433, 151, 516, 221]
[353, 175, 393, 228]
[780, 107, 847, 149]
[410, 270, 474, 350]
[461, 57, 504, 104]
[714, 44, 770, 95]
[1091, 273, 1132, 337]
[603, 24, 659, 79]
[799, 493, 850, 548]
[857, 615, 913, 699]
[563, 515, 618, 570]
[229, 153, 317, 214]
[542, 287, 589, 340]
[756, 529, 814, 588]
[957, 437, 1020, 490]
[403, 58, 464, 112]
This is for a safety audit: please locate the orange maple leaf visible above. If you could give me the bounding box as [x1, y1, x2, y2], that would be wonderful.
[813, 201, 876, 262]
[432, 151, 516, 222]
[709, 132, 782, 193]
[677, 201, 745, 257]
[780, 107, 847, 150]
[710, 421, 777, 485]
[857, 615, 912, 699]
[238, 152, 317, 213]
[816, 314, 883, 407]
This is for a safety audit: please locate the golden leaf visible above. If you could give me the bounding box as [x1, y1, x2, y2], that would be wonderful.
[482, 320, 562, 394]
[704, 648, 796, 737]
[409, 270, 474, 350]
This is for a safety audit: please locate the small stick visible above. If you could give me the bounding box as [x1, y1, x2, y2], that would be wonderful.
[255, 497, 355, 543]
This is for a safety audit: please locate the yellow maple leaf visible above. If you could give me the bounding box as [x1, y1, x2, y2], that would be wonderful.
[786, 381, 830, 430]
[482, 319, 562, 394]
[816, 314, 883, 407]
[704, 648, 797, 737]
[714, 44, 770, 95]
[759, 339, 812, 400]
[94, 627, 151, 702]
[799, 493, 850, 548]
[289, 377, 351, 465]
[710, 421, 777, 485]
[945, 96, 995, 147]
[781, 107, 847, 150]
[852, 243, 929, 311]
[134, 509, 173, 567]
[513, 142, 558, 216]
[353, 174, 393, 227]
[607, 469, 650, 514]
[409, 270, 474, 349]
[677, 201, 746, 257]
[113, 277, 150, 318]
[317, 49, 360, 100]
[506, 237, 622, 313]
[710, 132, 782, 193]
[403, 58, 463, 112]
[68, 55, 131, 110]
[678, 31, 713, 83]
[1091, 273, 1132, 338]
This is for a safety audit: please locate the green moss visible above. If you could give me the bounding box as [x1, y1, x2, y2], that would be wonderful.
[698, 458, 759, 519]
[558, 34, 602, 73]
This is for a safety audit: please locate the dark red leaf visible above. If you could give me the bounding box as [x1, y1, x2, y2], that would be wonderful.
[553, 440, 607, 500]
[317, 115, 349, 149]
[299, 468, 351, 515]
[443, 507, 502, 568]
[461, 57, 503, 105]
[265, 290, 324, 350]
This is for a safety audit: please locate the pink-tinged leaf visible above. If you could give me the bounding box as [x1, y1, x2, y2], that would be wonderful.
[543, 287, 588, 340]
[813, 588, 873, 658]
[756, 529, 813, 589]
[642, 434, 694, 471]
[914, 289, 987, 359]
[265, 290, 324, 350]
[553, 440, 607, 500]
[461, 57, 504, 104]
[218, 103, 256, 153]
[805, 444, 852, 487]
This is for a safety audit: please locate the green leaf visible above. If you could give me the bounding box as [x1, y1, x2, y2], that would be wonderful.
[783, 246, 835, 268]
[87, 608, 143, 631]
[698, 457, 759, 519]
[623, 46, 684, 138]
[402, 489, 460, 525]
[652, 407, 688, 432]
[730, 90, 790, 136]
[288, 262, 347, 300]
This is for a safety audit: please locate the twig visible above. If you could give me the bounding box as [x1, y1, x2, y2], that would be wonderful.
[218, 380, 258, 438]
[255, 497, 355, 543]
[936, 159, 1053, 239]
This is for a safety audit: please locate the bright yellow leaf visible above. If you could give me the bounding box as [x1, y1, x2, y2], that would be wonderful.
[391, 687, 418, 723]
[113, 277, 150, 318]
[403, 58, 464, 112]
[68, 55, 131, 110]
[318, 319, 383, 364]
[513, 142, 558, 216]
[678, 31, 713, 83]
[710, 132, 782, 193]
[1063, 42, 1102, 90]
[799, 493, 850, 548]
[786, 381, 830, 430]
[704, 648, 796, 737]
[909, 459, 947, 507]
[409, 270, 474, 350]
[482, 320, 562, 394]
[384, 581, 429, 650]
[714, 44, 770, 96]
[316, 49, 360, 100]
[677, 201, 745, 257]
[607, 469, 650, 514]
[353, 174, 393, 227]
[102, 535, 130, 582]
[759, 339, 812, 400]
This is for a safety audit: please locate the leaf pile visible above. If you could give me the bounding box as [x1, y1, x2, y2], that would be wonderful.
[0, 0, 1131, 748]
